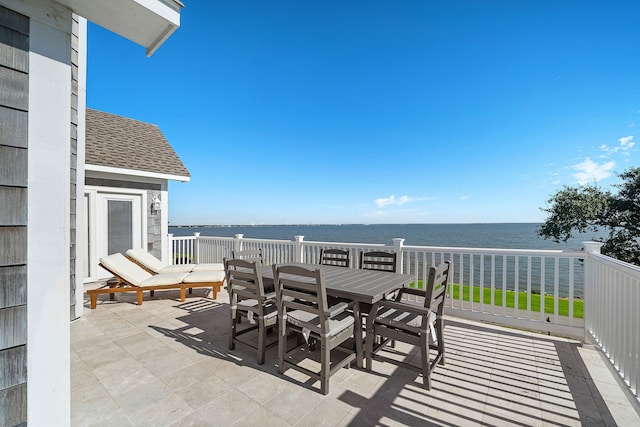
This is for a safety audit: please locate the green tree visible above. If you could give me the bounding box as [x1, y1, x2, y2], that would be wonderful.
[538, 167, 640, 265]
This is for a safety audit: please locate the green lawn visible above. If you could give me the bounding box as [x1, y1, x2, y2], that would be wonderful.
[410, 282, 583, 318]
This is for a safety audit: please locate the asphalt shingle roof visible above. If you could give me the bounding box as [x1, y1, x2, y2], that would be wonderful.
[85, 109, 190, 179]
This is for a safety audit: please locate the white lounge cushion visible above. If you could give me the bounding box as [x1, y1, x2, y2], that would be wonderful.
[191, 263, 224, 272]
[158, 264, 195, 274]
[140, 272, 189, 286]
[182, 270, 225, 283]
[125, 248, 167, 273]
[287, 310, 354, 337]
[100, 253, 153, 286]
[126, 248, 224, 274]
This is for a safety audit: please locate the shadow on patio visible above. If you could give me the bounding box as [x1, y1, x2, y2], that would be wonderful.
[71, 290, 637, 426]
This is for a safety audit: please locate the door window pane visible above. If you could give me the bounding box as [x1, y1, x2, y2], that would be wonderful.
[108, 200, 132, 254]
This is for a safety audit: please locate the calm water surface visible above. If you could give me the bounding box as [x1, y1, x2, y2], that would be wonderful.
[169, 223, 602, 251]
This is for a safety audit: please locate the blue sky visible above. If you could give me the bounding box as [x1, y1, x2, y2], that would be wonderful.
[86, 1, 640, 225]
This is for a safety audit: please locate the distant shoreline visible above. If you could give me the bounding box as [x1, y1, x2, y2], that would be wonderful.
[170, 222, 543, 228]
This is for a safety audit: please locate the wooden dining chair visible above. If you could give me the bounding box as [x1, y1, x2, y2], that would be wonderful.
[320, 248, 350, 267]
[272, 264, 362, 395]
[366, 261, 451, 390]
[224, 257, 277, 365]
[358, 251, 399, 317]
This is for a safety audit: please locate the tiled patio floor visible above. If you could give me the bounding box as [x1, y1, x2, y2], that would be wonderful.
[71, 288, 639, 426]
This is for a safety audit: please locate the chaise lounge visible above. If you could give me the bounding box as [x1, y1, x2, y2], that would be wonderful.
[125, 248, 224, 274]
[86, 253, 225, 309]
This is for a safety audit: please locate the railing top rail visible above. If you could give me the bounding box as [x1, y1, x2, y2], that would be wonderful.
[302, 240, 391, 249]
[591, 252, 640, 275]
[195, 235, 235, 241]
[402, 244, 584, 257]
[239, 237, 295, 244]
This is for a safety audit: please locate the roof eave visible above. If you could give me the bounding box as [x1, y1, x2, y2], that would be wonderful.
[86, 164, 191, 182]
[55, 0, 183, 56]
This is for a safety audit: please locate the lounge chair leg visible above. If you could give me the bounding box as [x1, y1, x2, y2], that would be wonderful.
[188, 287, 193, 294]
[136, 291, 143, 305]
[180, 287, 186, 302]
[90, 293, 97, 309]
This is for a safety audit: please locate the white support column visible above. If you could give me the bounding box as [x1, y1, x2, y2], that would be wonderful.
[194, 232, 201, 263]
[582, 241, 604, 344]
[393, 238, 405, 273]
[295, 235, 305, 262]
[234, 234, 244, 255]
[27, 11, 73, 426]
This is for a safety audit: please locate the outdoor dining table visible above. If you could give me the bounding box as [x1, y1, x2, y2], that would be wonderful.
[259, 263, 416, 368]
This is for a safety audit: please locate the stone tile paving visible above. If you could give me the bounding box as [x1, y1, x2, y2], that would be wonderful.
[71, 288, 639, 426]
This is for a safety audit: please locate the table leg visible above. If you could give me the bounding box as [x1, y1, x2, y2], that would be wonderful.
[365, 304, 378, 371]
[353, 302, 363, 368]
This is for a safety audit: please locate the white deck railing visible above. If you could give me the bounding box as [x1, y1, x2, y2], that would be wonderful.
[585, 251, 640, 402]
[168, 232, 639, 402]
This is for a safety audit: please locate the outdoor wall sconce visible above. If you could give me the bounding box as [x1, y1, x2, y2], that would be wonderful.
[152, 195, 161, 211]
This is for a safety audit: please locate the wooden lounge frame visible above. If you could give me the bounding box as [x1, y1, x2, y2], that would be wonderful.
[87, 254, 224, 309]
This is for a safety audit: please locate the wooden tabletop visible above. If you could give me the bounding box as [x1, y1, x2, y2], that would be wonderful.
[260, 263, 415, 304]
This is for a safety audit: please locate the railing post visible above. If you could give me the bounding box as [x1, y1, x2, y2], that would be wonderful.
[393, 238, 405, 273]
[295, 235, 305, 262]
[194, 232, 201, 264]
[582, 241, 604, 344]
[167, 233, 174, 265]
[234, 234, 244, 255]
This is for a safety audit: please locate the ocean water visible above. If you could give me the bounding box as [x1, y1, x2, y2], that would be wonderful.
[169, 223, 603, 251]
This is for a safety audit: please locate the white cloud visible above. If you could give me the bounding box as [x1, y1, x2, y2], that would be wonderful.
[572, 158, 616, 184]
[599, 136, 635, 156]
[375, 194, 435, 208]
[375, 195, 413, 207]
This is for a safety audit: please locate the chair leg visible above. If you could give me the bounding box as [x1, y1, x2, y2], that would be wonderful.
[420, 335, 431, 390]
[229, 308, 237, 351]
[436, 318, 445, 365]
[365, 320, 375, 371]
[320, 338, 330, 395]
[257, 318, 266, 365]
[278, 320, 287, 374]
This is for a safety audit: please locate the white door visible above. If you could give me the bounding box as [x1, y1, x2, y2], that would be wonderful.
[84, 191, 145, 281]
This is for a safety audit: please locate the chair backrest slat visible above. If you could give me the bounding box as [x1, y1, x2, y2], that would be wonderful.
[424, 261, 451, 312]
[232, 248, 264, 265]
[320, 248, 350, 268]
[359, 251, 397, 273]
[224, 257, 265, 300]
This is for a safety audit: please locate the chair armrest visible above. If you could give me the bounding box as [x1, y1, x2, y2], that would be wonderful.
[399, 287, 424, 297]
[377, 300, 431, 317]
[326, 302, 349, 318]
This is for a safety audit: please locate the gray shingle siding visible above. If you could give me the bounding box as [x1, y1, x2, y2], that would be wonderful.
[0, 5, 28, 425]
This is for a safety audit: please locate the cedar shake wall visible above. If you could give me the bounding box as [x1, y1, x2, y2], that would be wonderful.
[0, 5, 28, 426]
[70, 14, 79, 320]
[147, 189, 162, 258]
